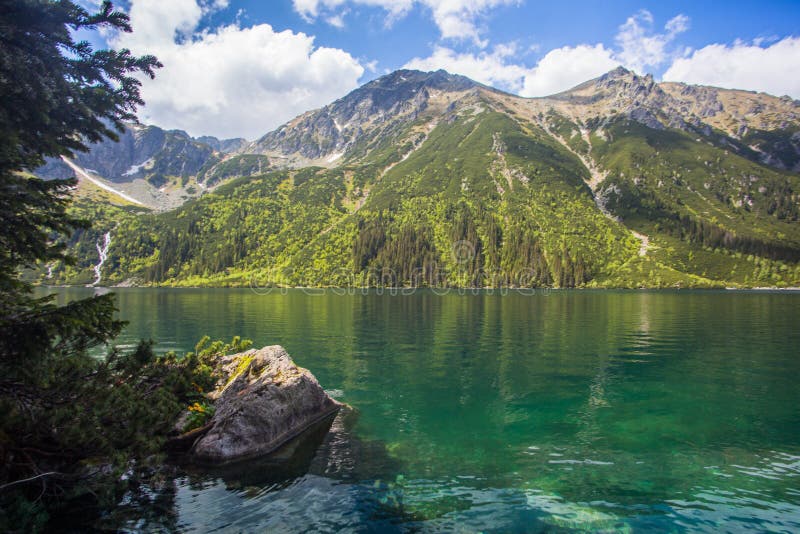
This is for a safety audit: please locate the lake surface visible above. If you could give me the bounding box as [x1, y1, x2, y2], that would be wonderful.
[43, 288, 800, 532]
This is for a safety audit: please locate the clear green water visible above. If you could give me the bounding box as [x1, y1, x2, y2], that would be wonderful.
[44, 288, 800, 532]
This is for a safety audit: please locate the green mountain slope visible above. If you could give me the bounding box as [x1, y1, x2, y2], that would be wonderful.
[42, 69, 800, 288]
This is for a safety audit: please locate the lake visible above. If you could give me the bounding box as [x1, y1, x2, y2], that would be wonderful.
[42, 287, 800, 532]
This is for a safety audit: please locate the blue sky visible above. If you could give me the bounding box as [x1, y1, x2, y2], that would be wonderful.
[238, 1, 800, 78]
[84, 0, 800, 139]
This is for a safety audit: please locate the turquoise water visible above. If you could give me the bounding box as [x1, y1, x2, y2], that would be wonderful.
[44, 288, 800, 532]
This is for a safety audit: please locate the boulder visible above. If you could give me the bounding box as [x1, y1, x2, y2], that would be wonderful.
[191, 345, 341, 464]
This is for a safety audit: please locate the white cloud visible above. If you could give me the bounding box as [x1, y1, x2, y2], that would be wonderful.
[405, 44, 528, 91]
[113, 0, 364, 139]
[615, 10, 689, 74]
[326, 12, 347, 28]
[663, 37, 800, 98]
[405, 11, 800, 102]
[294, 0, 410, 20]
[404, 9, 702, 97]
[293, 0, 518, 45]
[520, 44, 620, 96]
[405, 43, 619, 96]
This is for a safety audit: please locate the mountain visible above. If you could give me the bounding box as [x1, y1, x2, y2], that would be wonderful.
[247, 69, 481, 166]
[247, 67, 800, 174]
[194, 135, 249, 154]
[36, 124, 250, 210]
[41, 68, 800, 288]
[539, 66, 800, 170]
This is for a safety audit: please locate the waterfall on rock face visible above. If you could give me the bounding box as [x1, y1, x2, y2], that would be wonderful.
[92, 232, 111, 286]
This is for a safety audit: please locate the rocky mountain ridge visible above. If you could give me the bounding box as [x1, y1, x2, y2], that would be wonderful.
[521, 67, 800, 170]
[246, 69, 484, 167]
[36, 124, 248, 210]
[38, 68, 800, 211]
[244, 67, 800, 175]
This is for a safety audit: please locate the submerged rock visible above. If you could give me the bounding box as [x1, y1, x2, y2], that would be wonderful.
[191, 345, 341, 464]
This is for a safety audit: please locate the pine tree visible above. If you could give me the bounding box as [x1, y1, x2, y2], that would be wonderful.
[0, 0, 161, 375]
[0, 1, 176, 529]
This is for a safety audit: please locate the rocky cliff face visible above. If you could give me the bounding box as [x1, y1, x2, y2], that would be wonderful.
[543, 66, 800, 132]
[195, 135, 248, 154]
[517, 66, 800, 171]
[35, 124, 254, 210]
[36, 124, 229, 185]
[247, 69, 483, 166]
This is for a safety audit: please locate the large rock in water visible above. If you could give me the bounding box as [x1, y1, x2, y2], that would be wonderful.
[191, 345, 341, 464]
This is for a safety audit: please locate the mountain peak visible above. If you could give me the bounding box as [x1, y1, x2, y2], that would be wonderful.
[603, 65, 633, 78]
[550, 65, 658, 104]
[362, 69, 479, 94]
[250, 68, 482, 164]
[595, 66, 654, 88]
